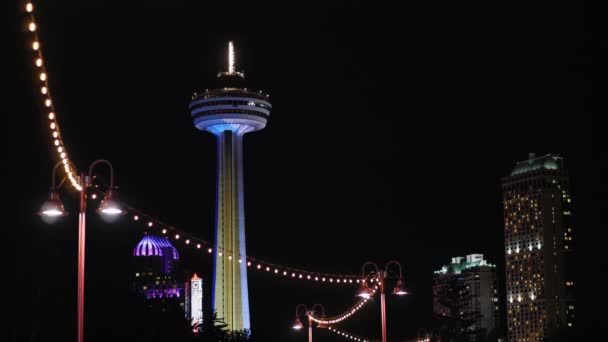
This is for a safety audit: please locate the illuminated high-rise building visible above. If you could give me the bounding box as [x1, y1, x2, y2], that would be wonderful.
[502, 153, 575, 341]
[188, 42, 271, 331]
[433, 254, 500, 340]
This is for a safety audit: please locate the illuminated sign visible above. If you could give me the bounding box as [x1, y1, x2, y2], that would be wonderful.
[190, 274, 203, 332]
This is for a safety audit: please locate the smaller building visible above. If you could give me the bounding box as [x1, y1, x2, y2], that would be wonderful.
[433, 254, 499, 340]
[132, 233, 184, 312]
[185, 273, 204, 333]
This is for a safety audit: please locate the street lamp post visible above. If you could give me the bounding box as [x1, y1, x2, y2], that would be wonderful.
[39, 160, 124, 342]
[357, 260, 409, 342]
[292, 303, 327, 342]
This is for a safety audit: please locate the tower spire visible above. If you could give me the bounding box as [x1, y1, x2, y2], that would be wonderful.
[228, 41, 235, 74]
[219, 41, 244, 78]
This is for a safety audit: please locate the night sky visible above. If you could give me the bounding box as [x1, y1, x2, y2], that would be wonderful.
[7, 0, 601, 341]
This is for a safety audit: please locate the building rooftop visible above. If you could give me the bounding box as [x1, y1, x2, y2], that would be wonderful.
[510, 153, 563, 176]
[434, 254, 494, 275]
[133, 233, 179, 260]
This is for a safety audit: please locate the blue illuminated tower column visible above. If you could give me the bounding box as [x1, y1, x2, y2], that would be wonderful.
[188, 42, 271, 331]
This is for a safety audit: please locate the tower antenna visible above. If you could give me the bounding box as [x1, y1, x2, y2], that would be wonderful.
[228, 41, 235, 74]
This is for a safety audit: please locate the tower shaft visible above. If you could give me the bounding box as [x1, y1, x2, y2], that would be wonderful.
[213, 130, 250, 331]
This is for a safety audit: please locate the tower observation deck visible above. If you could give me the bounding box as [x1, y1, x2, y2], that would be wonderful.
[188, 42, 271, 332]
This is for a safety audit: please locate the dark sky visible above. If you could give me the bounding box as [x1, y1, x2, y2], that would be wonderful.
[7, 0, 601, 341]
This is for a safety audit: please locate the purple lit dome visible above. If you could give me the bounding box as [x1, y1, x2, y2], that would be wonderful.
[133, 233, 179, 260]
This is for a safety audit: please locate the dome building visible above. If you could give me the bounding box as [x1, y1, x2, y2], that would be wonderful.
[132, 233, 184, 304]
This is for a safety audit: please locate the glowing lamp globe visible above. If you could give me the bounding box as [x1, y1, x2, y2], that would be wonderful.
[357, 281, 372, 299]
[393, 278, 409, 295]
[292, 318, 304, 330]
[39, 191, 68, 217]
[97, 189, 124, 215]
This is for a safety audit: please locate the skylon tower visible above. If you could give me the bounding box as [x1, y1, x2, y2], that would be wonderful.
[189, 42, 271, 331]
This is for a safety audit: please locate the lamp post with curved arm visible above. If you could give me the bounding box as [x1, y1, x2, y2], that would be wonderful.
[356, 260, 409, 342]
[39, 160, 124, 342]
[292, 303, 327, 342]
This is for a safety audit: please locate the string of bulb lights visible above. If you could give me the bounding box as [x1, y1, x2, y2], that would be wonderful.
[25, 1, 360, 285]
[307, 283, 379, 325]
[328, 326, 380, 342]
[90, 186, 362, 284]
[24, 2, 82, 192]
[26, 4, 406, 339]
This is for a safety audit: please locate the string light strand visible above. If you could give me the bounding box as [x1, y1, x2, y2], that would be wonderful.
[24, 2, 82, 191]
[328, 326, 380, 342]
[308, 283, 379, 324]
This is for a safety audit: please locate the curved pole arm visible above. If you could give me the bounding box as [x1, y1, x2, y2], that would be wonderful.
[311, 304, 325, 318]
[50, 161, 64, 190]
[88, 159, 115, 188]
[295, 304, 308, 318]
[56, 175, 68, 190]
[361, 261, 380, 280]
[385, 260, 403, 279]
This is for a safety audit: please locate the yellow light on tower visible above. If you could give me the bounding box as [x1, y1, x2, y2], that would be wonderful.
[26, 3, 34, 12]
[36, 58, 42, 67]
[45, 99, 52, 107]
[50, 122, 56, 129]
[41, 86, 48, 94]
[57, 146, 63, 153]
[54, 139, 60, 146]
[33, 41, 39, 50]
[60, 152, 66, 158]
[228, 41, 235, 73]
[40, 72, 46, 81]
[53, 131, 58, 138]
[48, 112, 54, 120]
[29, 22, 36, 32]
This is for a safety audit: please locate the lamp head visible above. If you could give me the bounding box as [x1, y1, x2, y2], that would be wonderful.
[38, 190, 68, 217]
[292, 317, 304, 330]
[356, 280, 372, 299]
[97, 188, 124, 215]
[393, 277, 409, 295]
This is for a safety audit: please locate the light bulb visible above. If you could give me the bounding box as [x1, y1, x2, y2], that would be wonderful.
[29, 22, 36, 32]
[26, 3, 33, 12]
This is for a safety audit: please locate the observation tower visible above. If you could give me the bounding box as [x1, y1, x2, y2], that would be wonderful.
[188, 42, 271, 331]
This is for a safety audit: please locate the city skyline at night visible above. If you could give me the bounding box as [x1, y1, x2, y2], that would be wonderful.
[8, 1, 597, 341]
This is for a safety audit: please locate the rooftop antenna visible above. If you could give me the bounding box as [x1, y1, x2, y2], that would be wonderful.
[219, 41, 244, 78]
